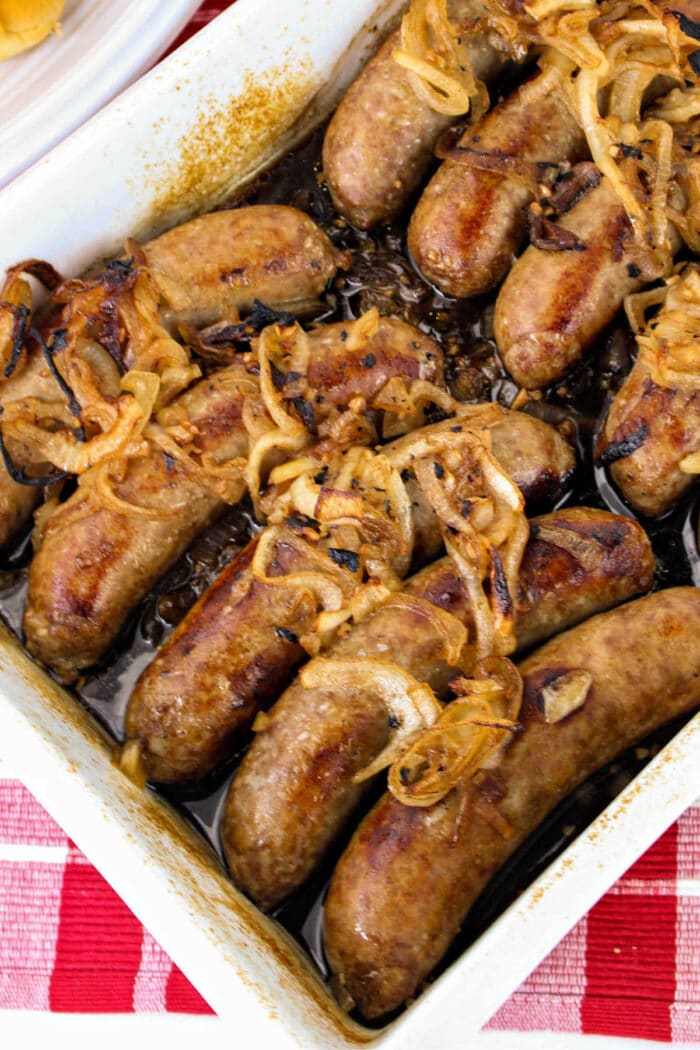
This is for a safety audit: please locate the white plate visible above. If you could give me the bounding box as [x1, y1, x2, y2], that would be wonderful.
[0, 0, 202, 189]
[0, 0, 699, 1045]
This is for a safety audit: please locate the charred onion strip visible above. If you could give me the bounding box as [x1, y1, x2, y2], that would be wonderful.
[0, 257, 201, 485]
[385, 656, 522, 807]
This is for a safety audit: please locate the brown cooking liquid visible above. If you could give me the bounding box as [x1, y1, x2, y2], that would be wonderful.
[0, 127, 698, 1024]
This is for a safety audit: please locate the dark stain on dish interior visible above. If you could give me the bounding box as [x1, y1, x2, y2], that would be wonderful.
[0, 127, 697, 1026]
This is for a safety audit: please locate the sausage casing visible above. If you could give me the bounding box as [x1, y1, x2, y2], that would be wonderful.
[408, 72, 586, 298]
[144, 205, 349, 327]
[222, 507, 654, 911]
[493, 181, 647, 389]
[323, 587, 700, 1020]
[322, 1, 508, 230]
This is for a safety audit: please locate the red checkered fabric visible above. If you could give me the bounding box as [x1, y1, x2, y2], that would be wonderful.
[2, 0, 700, 1038]
[2, 775, 700, 1037]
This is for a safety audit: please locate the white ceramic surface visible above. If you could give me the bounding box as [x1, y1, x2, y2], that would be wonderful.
[0, 0, 202, 189]
[0, 1, 699, 1045]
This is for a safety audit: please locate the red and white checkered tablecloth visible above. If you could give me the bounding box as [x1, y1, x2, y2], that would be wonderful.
[2, 775, 699, 1039]
[2, 0, 700, 1041]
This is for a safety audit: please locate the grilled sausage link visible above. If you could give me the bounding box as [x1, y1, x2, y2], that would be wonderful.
[23, 365, 252, 682]
[124, 410, 573, 785]
[222, 507, 654, 911]
[0, 206, 347, 548]
[596, 268, 700, 517]
[493, 179, 651, 389]
[22, 317, 444, 683]
[408, 69, 586, 298]
[143, 205, 349, 327]
[322, 1, 509, 230]
[323, 587, 700, 1020]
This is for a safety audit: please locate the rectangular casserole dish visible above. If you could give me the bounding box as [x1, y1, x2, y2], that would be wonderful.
[0, 0, 699, 1044]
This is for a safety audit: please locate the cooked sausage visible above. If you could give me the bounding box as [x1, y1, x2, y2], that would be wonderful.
[0, 206, 346, 547]
[493, 179, 650, 389]
[408, 70, 586, 298]
[23, 364, 252, 682]
[22, 317, 444, 683]
[144, 205, 349, 327]
[324, 586, 700, 1020]
[124, 409, 573, 785]
[322, 1, 509, 230]
[596, 269, 700, 517]
[222, 507, 654, 911]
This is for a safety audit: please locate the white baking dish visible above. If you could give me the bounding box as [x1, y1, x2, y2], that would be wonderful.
[0, 0, 203, 190]
[0, 1, 699, 1045]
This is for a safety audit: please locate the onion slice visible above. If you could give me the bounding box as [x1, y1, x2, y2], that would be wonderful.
[299, 658, 444, 784]
[387, 656, 523, 807]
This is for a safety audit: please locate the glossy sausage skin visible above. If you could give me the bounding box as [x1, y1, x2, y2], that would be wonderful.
[23, 365, 252, 682]
[222, 507, 654, 911]
[125, 536, 319, 783]
[596, 275, 700, 517]
[322, 1, 507, 230]
[408, 72, 586, 298]
[324, 586, 700, 1019]
[22, 318, 443, 684]
[144, 205, 349, 327]
[125, 410, 572, 785]
[493, 180, 647, 389]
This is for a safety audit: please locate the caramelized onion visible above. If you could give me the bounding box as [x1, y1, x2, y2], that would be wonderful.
[540, 669, 592, 722]
[393, 0, 491, 117]
[299, 658, 444, 784]
[457, 0, 700, 269]
[631, 265, 700, 391]
[386, 657, 522, 807]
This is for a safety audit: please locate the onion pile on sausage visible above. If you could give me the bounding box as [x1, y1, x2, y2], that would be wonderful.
[1, 0, 700, 1027]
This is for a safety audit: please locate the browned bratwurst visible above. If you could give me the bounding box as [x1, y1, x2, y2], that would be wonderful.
[408, 69, 586, 298]
[23, 365, 252, 682]
[222, 507, 654, 911]
[0, 205, 347, 548]
[323, 587, 700, 1020]
[124, 410, 574, 785]
[143, 205, 349, 327]
[322, 0, 510, 230]
[493, 179, 652, 389]
[22, 316, 444, 683]
[596, 268, 700, 517]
